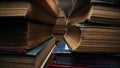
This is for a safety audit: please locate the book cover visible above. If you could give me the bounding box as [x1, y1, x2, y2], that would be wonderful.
[26, 37, 54, 56]
[52, 39, 71, 54]
[52, 54, 120, 68]
[48, 54, 97, 68]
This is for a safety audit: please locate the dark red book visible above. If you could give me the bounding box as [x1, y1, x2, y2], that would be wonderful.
[48, 54, 97, 68]
[49, 60, 96, 68]
[49, 54, 120, 68]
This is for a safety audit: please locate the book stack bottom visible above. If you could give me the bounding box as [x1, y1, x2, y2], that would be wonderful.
[48, 39, 120, 68]
[0, 37, 55, 68]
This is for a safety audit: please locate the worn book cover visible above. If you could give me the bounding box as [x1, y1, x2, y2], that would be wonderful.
[51, 54, 120, 68]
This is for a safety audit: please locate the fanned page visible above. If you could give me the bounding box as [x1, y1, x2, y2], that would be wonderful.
[69, 0, 92, 24]
[68, 0, 91, 17]
[68, 4, 92, 24]
[36, 0, 60, 17]
[64, 26, 81, 51]
[58, 0, 73, 17]
[59, 0, 92, 24]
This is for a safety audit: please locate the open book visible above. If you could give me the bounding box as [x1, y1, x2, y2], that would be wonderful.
[58, 0, 91, 24]
[59, 0, 120, 53]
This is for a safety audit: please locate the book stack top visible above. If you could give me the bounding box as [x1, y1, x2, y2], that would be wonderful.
[58, 0, 120, 53]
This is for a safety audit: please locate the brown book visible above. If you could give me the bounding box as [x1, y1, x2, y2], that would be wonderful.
[0, 19, 54, 53]
[90, 0, 120, 25]
[0, 1, 58, 53]
[0, 0, 60, 18]
[0, 1, 58, 24]
[64, 25, 120, 53]
[0, 37, 55, 68]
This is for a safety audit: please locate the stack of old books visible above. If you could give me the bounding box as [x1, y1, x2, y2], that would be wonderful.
[48, 0, 120, 68]
[0, 0, 59, 68]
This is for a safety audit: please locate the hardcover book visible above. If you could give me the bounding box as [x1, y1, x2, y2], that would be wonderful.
[0, 37, 55, 68]
[50, 54, 120, 68]
[0, 1, 58, 24]
[90, 0, 120, 25]
[49, 58, 96, 68]
[0, 1, 58, 53]
[0, 18, 54, 53]
[64, 20, 120, 53]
